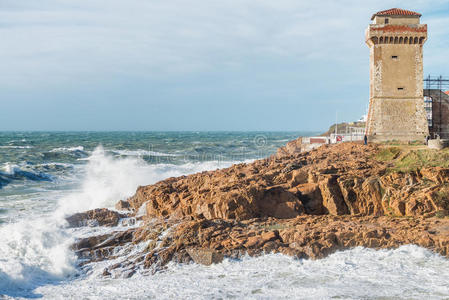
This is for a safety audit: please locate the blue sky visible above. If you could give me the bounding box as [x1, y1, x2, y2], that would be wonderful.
[1, 0, 448, 131]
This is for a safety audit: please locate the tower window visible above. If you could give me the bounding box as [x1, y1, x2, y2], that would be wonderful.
[397, 87, 404, 91]
[385, 18, 389, 24]
[392, 55, 398, 60]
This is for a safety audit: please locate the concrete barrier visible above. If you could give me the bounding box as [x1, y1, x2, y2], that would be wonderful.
[428, 139, 449, 150]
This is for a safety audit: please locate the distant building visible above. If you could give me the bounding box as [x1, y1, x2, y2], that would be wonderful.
[365, 8, 429, 142]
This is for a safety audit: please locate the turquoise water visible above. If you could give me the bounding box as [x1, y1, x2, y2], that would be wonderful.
[0, 131, 307, 221]
[0, 131, 304, 167]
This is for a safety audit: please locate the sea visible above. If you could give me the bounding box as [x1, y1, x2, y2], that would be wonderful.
[1, 131, 448, 299]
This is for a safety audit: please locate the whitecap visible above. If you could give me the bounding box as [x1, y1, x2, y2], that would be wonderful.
[0, 163, 53, 183]
[109, 149, 178, 157]
[49, 146, 85, 153]
[0, 145, 33, 149]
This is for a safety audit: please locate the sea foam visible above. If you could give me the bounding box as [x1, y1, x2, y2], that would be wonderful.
[33, 245, 449, 300]
[55, 146, 237, 216]
[0, 146, 238, 298]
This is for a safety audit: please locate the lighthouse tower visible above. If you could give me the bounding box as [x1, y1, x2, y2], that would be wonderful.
[365, 8, 429, 142]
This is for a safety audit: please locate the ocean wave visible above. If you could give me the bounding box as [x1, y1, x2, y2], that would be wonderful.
[109, 149, 178, 157]
[0, 176, 11, 188]
[43, 146, 89, 159]
[50, 146, 85, 153]
[32, 163, 75, 173]
[0, 218, 76, 298]
[0, 164, 53, 188]
[0, 145, 33, 149]
[57, 146, 240, 216]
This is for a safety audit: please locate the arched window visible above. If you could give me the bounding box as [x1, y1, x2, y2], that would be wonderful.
[399, 37, 403, 44]
[390, 37, 394, 43]
[419, 37, 425, 44]
[372, 37, 378, 44]
[404, 37, 408, 44]
[409, 37, 413, 44]
[414, 37, 418, 44]
[394, 37, 398, 44]
[379, 37, 384, 44]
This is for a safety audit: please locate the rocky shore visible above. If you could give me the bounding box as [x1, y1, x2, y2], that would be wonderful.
[68, 141, 449, 277]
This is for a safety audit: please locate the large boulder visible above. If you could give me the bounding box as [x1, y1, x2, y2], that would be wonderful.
[186, 248, 224, 266]
[66, 208, 126, 227]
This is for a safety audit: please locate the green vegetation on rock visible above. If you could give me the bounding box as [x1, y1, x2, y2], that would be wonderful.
[375, 147, 401, 161]
[375, 147, 449, 172]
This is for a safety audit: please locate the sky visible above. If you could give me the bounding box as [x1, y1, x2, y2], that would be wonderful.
[1, 0, 449, 131]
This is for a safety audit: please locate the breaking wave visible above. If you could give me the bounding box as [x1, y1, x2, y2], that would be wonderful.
[0, 146, 239, 298]
[49, 146, 85, 153]
[56, 146, 236, 216]
[0, 164, 53, 188]
[109, 149, 178, 157]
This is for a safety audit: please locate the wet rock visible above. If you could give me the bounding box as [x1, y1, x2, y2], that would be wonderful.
[93, 229, 135, 249]
[186, 248, 224, 266]
[66, 208, 127, 227]
[72, 234, 111, 251]
[122, 269, 136, 278]
[115, 200, 131, 211]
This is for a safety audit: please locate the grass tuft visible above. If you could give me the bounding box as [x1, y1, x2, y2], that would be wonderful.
[375, 147, 401, 161]
[375, 147, 449, 173]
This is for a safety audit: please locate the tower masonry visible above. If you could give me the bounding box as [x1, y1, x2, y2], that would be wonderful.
[365, 8, 429, 142]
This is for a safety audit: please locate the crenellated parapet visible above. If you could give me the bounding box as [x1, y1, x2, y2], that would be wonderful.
[366, 24, 427, 46]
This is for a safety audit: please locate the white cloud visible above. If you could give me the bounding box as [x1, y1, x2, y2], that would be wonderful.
[0, 0, 447, 89]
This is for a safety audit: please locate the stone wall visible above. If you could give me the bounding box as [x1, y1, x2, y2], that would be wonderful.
[366, 97, 428, 141]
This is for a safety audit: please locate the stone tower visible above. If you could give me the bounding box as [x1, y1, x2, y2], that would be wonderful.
[365, 8, 429, 142]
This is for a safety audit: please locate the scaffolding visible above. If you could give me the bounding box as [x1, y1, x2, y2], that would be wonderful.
[424, 75, 449, 137]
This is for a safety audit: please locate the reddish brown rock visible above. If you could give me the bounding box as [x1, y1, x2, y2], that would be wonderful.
[126, 143, 449, 220]
[69, 142, 449, 276]
[276, 138, 303, 157]
[115, 200, 131, 211]
[66, 208, 127, 227]
[186, 248, 224, 265]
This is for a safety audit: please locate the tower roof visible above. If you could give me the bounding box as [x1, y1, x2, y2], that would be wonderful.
[371, 8, 422, 20]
